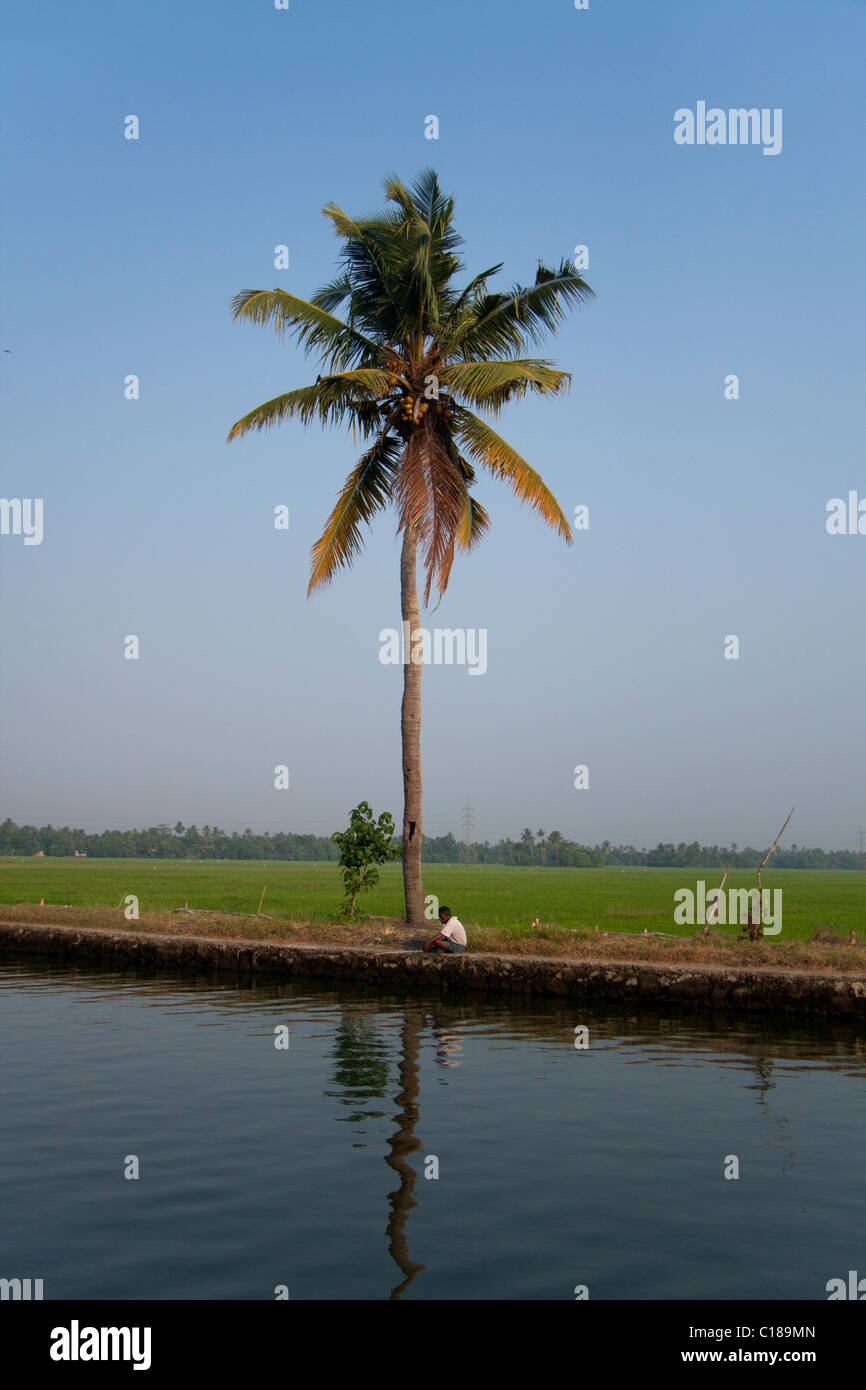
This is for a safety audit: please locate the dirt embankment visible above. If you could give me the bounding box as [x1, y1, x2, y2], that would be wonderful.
[1, 912, 865, 1018]
[0, 902, 863, 972]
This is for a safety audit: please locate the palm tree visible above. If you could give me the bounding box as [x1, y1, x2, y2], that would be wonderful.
[519, 827, 537, 865]
[228, 171, 593, 924]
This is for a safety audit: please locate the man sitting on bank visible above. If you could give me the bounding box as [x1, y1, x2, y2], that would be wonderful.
[424, 906, 467, 954]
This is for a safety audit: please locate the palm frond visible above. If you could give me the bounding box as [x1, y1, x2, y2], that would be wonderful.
[230, 288, 377, 369]
[310, 272, 353, 314]
[443, 263, 504, 323]
[457, 494, 490, 551]
[441, 359, 571, 414]
[445, 258, 594, 359]
[452, 407, 572, 543]
[321, 202, 416, 344]
[396, 418, 468, 604]
[381, 170, 463, 338]
[227, 377, 385, 441]
[308, 434, 402, 593]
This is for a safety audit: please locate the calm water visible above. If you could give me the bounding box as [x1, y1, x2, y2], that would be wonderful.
[1, 956, 864, 1300]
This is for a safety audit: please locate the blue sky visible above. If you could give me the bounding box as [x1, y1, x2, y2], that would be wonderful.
[1, 0, 864, 849]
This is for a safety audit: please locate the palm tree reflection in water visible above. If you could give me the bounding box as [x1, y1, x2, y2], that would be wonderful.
[326, 1004, 469, 1297]
[385, 1008, 426, 1299]
[385, 1009, 468, 1297]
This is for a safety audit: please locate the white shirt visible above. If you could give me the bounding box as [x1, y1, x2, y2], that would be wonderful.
[441, 916, 467, 946]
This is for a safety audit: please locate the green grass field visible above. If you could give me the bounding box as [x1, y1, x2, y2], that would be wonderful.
[0, 858, 862, 941]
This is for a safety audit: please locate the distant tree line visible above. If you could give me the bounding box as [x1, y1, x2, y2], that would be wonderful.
[0, 819, 339, 861]
[1, 819, 863, 870]
[423, 828, 865, 870]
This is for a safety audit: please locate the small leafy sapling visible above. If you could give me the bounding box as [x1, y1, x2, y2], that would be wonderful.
[332, 802, 401, 919]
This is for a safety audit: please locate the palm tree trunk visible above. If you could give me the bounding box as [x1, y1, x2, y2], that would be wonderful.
[400, 526, 425, 924]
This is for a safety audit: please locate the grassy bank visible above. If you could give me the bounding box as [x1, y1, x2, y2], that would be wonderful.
[0, 859, 863, 973]
[0, 858, 862, 938]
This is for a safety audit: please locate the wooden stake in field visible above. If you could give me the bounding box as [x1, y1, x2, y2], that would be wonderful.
[758, 807, 795, 900]
[256, 884, 267, 916]
[745, 806, 796, 941]
[703, 873, 728, 934]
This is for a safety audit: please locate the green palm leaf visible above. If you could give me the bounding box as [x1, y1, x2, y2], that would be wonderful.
[445, 258, 594, 360]
[227, 376, 386, 440]
[457, 494, 490, 551]
[230, 288, 378, 368]
[308, 434, 402, 594]
[452, 407, 573, 543]
[441, 359, 571, 414]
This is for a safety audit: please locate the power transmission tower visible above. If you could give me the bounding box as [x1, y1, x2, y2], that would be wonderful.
[857, 829, 866, 855]
[460, 801, 477, 864]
